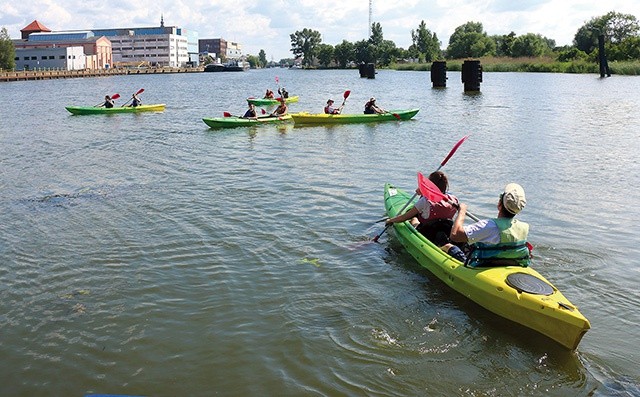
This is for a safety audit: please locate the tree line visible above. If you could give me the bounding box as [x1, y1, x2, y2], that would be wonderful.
[286, 11, 640, 68]
[2, 11, 639, 71]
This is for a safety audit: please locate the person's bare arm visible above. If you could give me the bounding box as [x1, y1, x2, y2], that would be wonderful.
[450, 203, 469, 243]
[385, 207, 419, 225]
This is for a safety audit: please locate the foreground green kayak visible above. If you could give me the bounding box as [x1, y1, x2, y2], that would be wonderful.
[383, 183, 590, 350]
[247, 96, 299, 106]
[290, 108, 419, 124]
[65, 104, 166, 115]
[202, 114, 292, 128]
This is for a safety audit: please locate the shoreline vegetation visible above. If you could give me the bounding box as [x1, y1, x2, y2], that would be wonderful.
[2, 57, 640, 82]
[391, 57, 640, 75]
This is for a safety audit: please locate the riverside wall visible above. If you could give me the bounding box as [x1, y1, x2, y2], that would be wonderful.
[0, 67, 205, 82]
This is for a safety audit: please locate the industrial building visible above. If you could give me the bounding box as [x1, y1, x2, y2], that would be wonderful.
[12, 17, 200, 71]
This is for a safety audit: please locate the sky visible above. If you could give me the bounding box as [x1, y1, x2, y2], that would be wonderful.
[2, 0, 639, 60]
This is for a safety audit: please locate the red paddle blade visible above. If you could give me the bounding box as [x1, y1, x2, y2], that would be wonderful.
[392, 112, 401, 120]
[418, 172, 446, 202]
[439, 135, 469, 170]
[136, 88, 144, 95]
[343, 90, 351, 99]
[111, 93, 120, 100]
[223, 112, 232, 117]
[261, 109, 266, 114]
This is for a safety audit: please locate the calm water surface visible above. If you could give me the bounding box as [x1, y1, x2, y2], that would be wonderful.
[1, 69, 639, 396]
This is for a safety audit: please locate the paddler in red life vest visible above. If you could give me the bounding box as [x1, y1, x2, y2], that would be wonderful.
[324, 99, 341, 114]
[385, 171, 465, 261]
[264, 89, 275, 99]
[270, 98, 288, 117]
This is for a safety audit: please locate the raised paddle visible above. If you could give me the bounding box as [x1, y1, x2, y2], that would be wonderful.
[275, 76, 281, 96]
[372, 135, 470, 242]
[339, 90, 351, 114]
[121, 88, 145, 107]
[95, 93, 119, 107]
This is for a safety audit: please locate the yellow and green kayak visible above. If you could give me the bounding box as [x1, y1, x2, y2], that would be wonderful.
[291, 108, 419, 124]
[65, 104, 166, 115]
[383, 183, 590, 350]
[202, 114, 292, 129]
[247, 96, 299, 106]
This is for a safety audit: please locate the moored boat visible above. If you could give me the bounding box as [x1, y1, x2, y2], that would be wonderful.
[202, 114, 292, 129]
[247, 96, 299, 106]
[204, 61, 250, 72]
[65, 104, 166, 115]
[383, 183, 590, 350]
[291, 108, 419, 124]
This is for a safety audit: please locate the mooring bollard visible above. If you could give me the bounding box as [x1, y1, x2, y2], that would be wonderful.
[366, 63, 375, 79]
[431, 61, 447, 88]
[461, 60, 482, 92]
[359, 63, 367, 78]
[598, 35, 611, 78]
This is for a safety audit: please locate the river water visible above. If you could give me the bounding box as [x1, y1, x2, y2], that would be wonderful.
[1, 68, 639, 396]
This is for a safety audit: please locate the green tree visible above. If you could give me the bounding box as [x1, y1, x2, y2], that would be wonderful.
[492, 32, 516, 57]
[372, 40, 399, 66]
[258, 49, 267, 68]
[410, 20, 441, 62]
[290, 28, 322, 67]
[511, 33, 552, 57]
[245, 55, 259, 69]
[316, 43, 334, 67]
[0, 27, 16, 70]
[606, 36, 640, 60]
[574, 11, 640, 54]
[370, 22, 384, 46]
[367, 22, 385, 65]
[556, 47, 588, 62]
[354, 39, 375, 64]
[333, 40, 355, 68]
[446, 21, 496, 59]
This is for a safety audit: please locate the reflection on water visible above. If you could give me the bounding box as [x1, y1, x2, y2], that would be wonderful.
[1, 70, 639, 395]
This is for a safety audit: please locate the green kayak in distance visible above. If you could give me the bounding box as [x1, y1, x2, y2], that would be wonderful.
[202, 114, 293, 129]
[246, 96, 299, 106]
[65, 104, 166, 115]
[290, 108, 419, 124]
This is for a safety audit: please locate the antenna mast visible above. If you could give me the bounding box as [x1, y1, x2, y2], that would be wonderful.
[368, 0, 372, 38]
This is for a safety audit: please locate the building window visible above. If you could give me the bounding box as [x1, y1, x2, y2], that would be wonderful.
[24, 57, 29, 60]
[49, 56, 55, 59]
[31, 56, 37, 60]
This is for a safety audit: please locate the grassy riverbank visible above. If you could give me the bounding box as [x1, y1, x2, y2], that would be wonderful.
[392, 57, 640, 75]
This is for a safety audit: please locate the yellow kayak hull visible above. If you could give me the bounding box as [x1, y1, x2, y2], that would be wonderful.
[384, 183, 590, 350]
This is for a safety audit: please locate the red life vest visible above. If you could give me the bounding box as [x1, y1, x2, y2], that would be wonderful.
[416, 195, 459, 224]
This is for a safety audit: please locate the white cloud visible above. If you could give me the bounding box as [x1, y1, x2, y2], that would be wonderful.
[1, 0, 639, 60]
